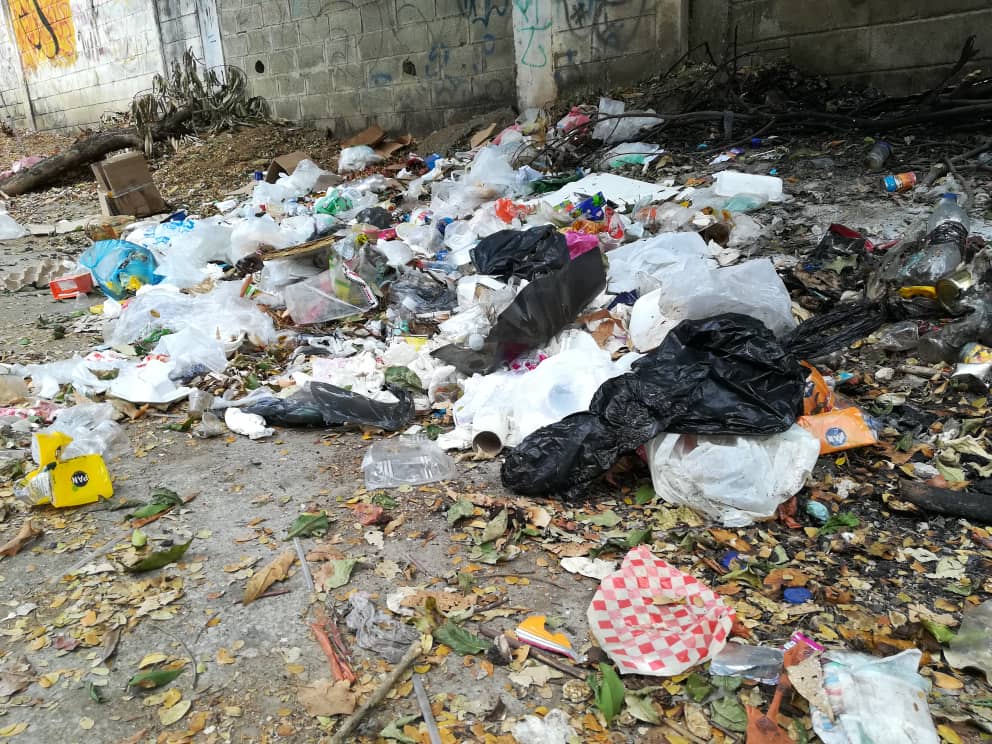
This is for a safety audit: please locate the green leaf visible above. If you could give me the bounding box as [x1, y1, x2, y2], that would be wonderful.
[384, 366, 424, 393]
[624, 693, 660, 724]
[371, 492, 398, 509]
[127, 667, 185, 689]
[321, 559, 358, 590]
[589, 663, 625, 725]
[126, 540, 191, 573]
[710, 695, 747, 733]
[285, 511, 329, 540]
[711, 675, 742, 692]
[685, 672, 714, 702]
[131, 529, 147, 548]
[480, 508, 508, 543]
[581, 510, 621, 528]
[895, 431, 913, 452]
[946, 581, 973, 596]
[165, 417, 194, 432]
[86, 681, 104, 703]
[128, 487, 182, 519]
[634, 485, 656, 506]
[818, 512, 860, 536]
[922, 619, 956, 644]
[380, 715, 420, 743]
[625, 528, 651, 548]
[434, 622, 491, 655]
[447, 499, 475, 526]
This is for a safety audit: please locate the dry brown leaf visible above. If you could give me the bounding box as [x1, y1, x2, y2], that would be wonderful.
[786, 655, 832, 720]
[544, 542, 595, 557]
[763, 568, 810, 591]
[297, 678, 356, 716]
[243, 550, 296, 604]
[933, 671, 964, 690]
[0, 521, 42, 558]
[0, 657, 34, 697]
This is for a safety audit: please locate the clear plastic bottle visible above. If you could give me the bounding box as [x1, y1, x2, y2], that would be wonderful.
[864, 141, 892, 171]
[928, 192, 970, 236]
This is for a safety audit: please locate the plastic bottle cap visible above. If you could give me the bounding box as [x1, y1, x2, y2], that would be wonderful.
[941, 193, 958, 201]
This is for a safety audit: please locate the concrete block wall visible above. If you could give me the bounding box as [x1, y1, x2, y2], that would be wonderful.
[220, 0, 518, 135]
[25, 0, 163, 129]
[0, 13, 27, 127]
[691, 0, 992, 94]
[158, 0, 206, 67]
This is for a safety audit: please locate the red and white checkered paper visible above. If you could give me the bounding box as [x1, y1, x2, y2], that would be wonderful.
[587, 545, 735, 676]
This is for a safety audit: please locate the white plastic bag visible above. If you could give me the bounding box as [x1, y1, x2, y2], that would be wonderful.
[646, 425, 820, 526]
[35, 402, 128, 461]
[0, 212, 28, 240]
[154, 327, 228, 376]
[592, 97, 659, 144]
[338, 145, 382, 173]
[713, 170, 784, 202]
[653, 257, 796, 336]
[606, 231, 711, 292]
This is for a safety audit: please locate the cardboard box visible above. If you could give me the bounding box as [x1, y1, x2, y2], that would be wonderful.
[265, 151, 311, 183]
[91, 152, 167, 218]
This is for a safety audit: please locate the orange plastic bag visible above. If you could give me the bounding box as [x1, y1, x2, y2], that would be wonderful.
[801, 362, 835, 416]
[798, 408, 878, 454]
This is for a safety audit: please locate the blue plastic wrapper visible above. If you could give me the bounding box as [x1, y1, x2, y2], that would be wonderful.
[79, 240, 160, 300]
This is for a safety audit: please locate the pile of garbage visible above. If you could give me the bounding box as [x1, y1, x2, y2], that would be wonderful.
[1, 101, 991, 740]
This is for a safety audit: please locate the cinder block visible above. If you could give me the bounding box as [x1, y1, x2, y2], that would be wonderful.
[870, 0, 992, 24]
[468, 13, 510, 43]
[298, 15, 330, 45]
[469, 70, 513, 105]
[479, 38, 517, 72]
[358, 32, 389, 61]
[261, 0, 290, 26]
[788, 26, 870, 76]
[441, 41, 481, 76]
[269, 23, 300, 49]
[305, 69, 333, 94]
[753, 0, 866, 39]
[326, 37, 356, 65]
[867, 11, 992, 73]
[330, 113, 371, 135]
[279, 75, 307, 95]
[328, 9, 362, 38]
[429, 75, 473, 107]
[268, 52, 297, 74]
[297, 44, 325, 69]
[300, 93, 330, 119]
[550, 27, 591, 65]
[327, 90, 362, 117]
[246, 28, 269, 53]
[394, 23, 432, 55]
[405, 109, 445, 133]
[604, 49, 655, 86]
[236, 6, 264, 30]
[224, 33, 249, 58]
[430, 15, 469, 47]
[361, 86, 394, 113]
[289, 0, 318, 19]
[365, 58, 401, 87]
[333, 63, 364, 90]
[250, 76, 281, 98]
[392, 82, 433, 111]
[272, 97, 301, 120]
[395, 0, 434, 26]
[590, 15, 656, 60]
[361, 2, 396, 32]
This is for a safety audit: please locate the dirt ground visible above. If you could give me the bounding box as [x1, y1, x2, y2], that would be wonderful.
[0, 120, 991, 744]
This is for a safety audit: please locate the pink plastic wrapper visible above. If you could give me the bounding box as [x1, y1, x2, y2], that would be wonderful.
[565, 231, 599, 259]
[587, 545, 735, 676]
[557, 107, 591, 134]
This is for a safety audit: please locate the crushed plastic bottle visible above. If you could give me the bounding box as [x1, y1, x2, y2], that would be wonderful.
[864, 141, 892, 171]
[875, 320, 919, 351]
[710, 642, 784, 682]
[361, 436, 457, 489]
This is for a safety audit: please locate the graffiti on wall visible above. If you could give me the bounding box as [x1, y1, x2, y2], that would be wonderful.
[513, 0, 549, 67]
[559, 0, 647, 52]
[9, 0, 77, 69]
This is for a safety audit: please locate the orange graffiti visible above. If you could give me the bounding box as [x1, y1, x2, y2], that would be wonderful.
[9, 0, 76, 69]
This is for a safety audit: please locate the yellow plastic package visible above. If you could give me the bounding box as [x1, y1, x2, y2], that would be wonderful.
[19, 432, 113, 508]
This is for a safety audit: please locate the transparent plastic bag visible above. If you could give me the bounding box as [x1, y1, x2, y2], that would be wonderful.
[606, 231, 710, 292]
[275, 159, 328, 196]
[283, 256, 377, 324]
[0, 212, 27, 240]
[361, 437, 457, 488]
[345, 592, 419, 662]
[35, 402, 128, 461]
[646, 424, 820, 526]
[943, 599, 992, 684]
[154, 327, 228, 377]
[592, 97, 659, 144]
[713, 170, 784, 202]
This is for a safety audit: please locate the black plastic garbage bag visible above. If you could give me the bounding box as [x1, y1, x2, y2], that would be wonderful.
[433, 248, 606, 375]
[245, 382, 414, 431]
[501, 314, 805, 496]
[355, 206, 394, 229]
[471, 225, 569, 281]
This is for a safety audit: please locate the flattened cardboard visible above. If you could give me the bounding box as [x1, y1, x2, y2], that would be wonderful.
[342, 125, 386, 148]
[265, 151, 310, 183]
[373, 134, 413, 158]
[470, 124, 497, 149]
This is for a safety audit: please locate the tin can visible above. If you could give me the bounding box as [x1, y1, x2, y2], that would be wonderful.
[882, 172, 916, 192]
[936, 268, 975, 310]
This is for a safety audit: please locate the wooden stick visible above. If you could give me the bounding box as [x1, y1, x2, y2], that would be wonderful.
[329, 639, 422, 744]
[310, 620, 355, 683]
